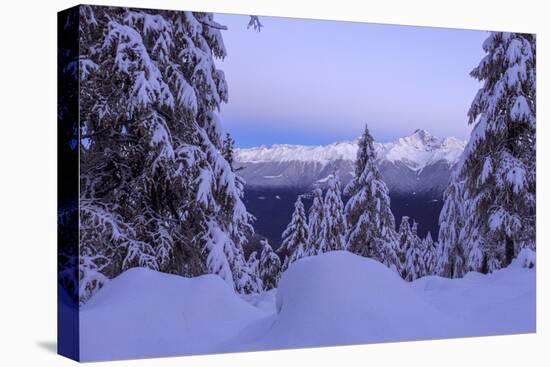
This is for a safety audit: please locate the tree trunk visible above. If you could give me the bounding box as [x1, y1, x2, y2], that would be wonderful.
[505, 237, 514, 266]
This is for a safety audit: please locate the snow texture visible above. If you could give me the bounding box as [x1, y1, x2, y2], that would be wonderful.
[79, 268, 266, 361]
[79, 251, 535, 361]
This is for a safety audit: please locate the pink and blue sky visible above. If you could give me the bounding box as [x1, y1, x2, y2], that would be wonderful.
[216, 14, 488, 147]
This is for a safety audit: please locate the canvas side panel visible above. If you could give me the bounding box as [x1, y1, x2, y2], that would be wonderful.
[57, 5, 80, 362]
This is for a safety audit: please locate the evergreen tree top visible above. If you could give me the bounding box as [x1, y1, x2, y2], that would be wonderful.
[425, 231, 433, 243]
[345, 123, 385, 198]
[399, 216, 411, 231]
[260, 238, 274, 253]
[467, 32, 536, 134]
[411, 221, 419, 236]
[326, 173, 341, 191]
[355, 124, 377, 178]
[280, 196, 309, 254]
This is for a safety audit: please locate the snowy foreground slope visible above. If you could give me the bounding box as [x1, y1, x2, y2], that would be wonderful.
[80, 252, 535, 361]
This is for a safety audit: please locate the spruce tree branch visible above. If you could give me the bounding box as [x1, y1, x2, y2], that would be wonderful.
[196, 18, 228, 30]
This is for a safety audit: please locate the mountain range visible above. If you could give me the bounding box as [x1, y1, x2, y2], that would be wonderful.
[235, 129, 465, 249]
[235, 129, 465, 195]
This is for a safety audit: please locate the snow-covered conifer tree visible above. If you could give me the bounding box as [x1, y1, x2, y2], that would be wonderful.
[436, 173, 466, 278]
[77, 5, 255, 299]
[344, 125, 399, 269]
[288, 240, 308, 266]
[279, 197, 309, 271]
[306, 188, 325, 255]
[422, 232, 436, 275]
[320, 174, 347, 252]
[402, 219, 425, 280]
[404, 242, 424, 281]
[222, 133, 236, 170]
[411, 221, 419, 239]
[459, 32, 536, 273]
[244, 251, 263, 293]
[397, 216, 414, 278]
[259, 239, 281, 290]
[286, 189, 327, 264]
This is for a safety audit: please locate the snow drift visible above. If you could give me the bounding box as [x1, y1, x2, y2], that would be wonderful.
[224, 251, 458, 351]
[79, 268, 267, 361]
[79, 251, 535, 361]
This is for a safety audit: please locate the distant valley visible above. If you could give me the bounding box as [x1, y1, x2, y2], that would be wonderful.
[236, 130, 465, 248]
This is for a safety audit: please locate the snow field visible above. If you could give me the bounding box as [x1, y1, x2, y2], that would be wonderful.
[80, 251, 535, 361]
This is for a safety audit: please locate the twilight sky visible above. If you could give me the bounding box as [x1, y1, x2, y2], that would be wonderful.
[215, 13, 488, 147]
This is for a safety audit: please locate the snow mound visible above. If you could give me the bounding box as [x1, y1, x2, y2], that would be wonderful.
[251, 252, 458, 349]
[225, 251, 534, 352]
[79, 252, 535, 360]
[79, 268, 266, 361]
[412, 261, 535, 337]
[512, 247, 536, 269]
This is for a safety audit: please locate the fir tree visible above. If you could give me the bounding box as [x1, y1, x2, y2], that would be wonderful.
[411, 220, 419, 239]
[306, 188, 325, 256]
[279, 196, 309, 270]
[460, 32, 536, 272]
[344, 124, 399, 269]
[397, 216, 414, 278]
[259, 239, 281, 291]
[403, 219, 425, 281]
[404, 244, 424, 281]
[320, 174, 347, 252]
[288, 239, 308, 265]
[422, 232, 436, 275]
[436, 173, 466, 278]
[77, 6, 255, 299]
[222, 133, 236, 170]
[244, 251, 263, 293]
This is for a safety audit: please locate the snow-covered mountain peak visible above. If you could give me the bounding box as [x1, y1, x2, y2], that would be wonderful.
[236, 140, 359, 165]
[397, 129, 440, 150]
[377, 130, 466, 171]
[442, 136, 466, 149]
[236, 130, 465, 172]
